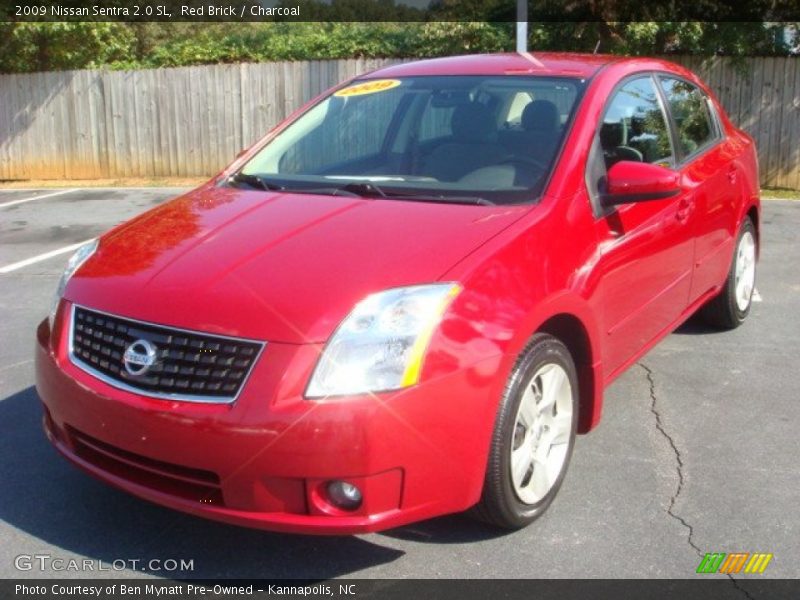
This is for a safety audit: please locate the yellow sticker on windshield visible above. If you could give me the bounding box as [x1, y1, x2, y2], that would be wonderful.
[334, 79, 401, 98]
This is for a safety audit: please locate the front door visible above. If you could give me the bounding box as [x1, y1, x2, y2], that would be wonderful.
[589, 74, 696, 379]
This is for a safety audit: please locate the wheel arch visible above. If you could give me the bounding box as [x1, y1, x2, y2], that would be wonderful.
[746, 203, 760, 259]
[536, 312, 601, 434]
[499, 291, 604, 435]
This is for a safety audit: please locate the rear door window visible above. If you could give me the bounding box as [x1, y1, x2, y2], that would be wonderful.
[658, 77, 718, 159]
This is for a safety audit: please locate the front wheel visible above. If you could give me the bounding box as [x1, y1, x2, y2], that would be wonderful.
[702, 217, 757, 329]
[473, 333, 578, 529]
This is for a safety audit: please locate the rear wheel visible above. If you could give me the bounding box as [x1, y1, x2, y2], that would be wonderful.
[473, 333, 578, 529]
[702, 217, 757, 329]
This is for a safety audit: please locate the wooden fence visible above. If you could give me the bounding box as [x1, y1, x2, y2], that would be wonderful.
[0, 56, 798, 189]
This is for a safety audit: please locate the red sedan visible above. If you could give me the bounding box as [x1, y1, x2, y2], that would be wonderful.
[36, 53, 760, 534]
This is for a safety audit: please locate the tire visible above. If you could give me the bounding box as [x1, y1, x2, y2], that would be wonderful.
[473, 333, 578, 529]
[701, 217, 757, 330]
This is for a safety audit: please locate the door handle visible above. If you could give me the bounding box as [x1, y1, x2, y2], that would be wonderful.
[727, 166, 738, 184]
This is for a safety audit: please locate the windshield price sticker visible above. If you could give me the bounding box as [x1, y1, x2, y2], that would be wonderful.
[334, 79, 402, 98]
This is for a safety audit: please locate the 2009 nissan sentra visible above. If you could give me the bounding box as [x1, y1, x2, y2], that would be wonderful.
[35, 52, 760, 534]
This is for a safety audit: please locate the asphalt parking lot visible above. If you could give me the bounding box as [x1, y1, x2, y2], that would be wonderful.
[0, 188, 797, 582]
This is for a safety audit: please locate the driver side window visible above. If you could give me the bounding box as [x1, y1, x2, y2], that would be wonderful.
[599, 76, 674, 170]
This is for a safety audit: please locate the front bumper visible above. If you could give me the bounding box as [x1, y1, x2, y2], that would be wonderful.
[35, 304, 501, 534]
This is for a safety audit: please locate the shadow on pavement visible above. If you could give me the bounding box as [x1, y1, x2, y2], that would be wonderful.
[379, 514, 509, 545]
[672, 312, 728, 336]
[0, 387, 405, 579]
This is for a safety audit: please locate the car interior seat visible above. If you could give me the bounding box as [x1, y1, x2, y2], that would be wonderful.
[599, 122, 644, 168]
[501, 100, 561, 163]
[420, 102, 507, 182]
[520, 100, 560, 159]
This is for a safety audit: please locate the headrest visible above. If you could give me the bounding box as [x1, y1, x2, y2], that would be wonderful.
[451, 102, 496, 143]
[600, 122, 623, 147]
[522, 100, 559, 133]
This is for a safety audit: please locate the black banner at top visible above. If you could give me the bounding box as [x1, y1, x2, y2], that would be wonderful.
[2, 0, 800, 22]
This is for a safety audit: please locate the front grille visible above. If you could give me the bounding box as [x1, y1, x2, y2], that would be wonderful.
[69, 305, 264, 403]
[68, 427, 224, 505]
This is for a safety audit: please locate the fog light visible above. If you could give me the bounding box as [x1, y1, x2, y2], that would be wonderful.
[326, 480, 363, 511]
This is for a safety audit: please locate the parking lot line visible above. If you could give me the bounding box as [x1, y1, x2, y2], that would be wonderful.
[0, 188, 80, 208]
[0, 238, 94, 274]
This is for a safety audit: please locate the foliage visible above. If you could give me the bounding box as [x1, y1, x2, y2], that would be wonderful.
[0, 22, 135, 73]
[408, 22, 513, 56]
[0, 19, 796, 74]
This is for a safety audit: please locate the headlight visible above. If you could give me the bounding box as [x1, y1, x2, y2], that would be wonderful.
[305, 283, 461, 398]
[49, 239, 98, 326]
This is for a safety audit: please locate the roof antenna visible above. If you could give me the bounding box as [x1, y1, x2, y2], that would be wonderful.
[516, 0, 528, 53]
[593, 39, 601, 54]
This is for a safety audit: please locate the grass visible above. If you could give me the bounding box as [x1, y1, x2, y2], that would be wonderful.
[761, 188, 800, 200]
[0, 177, 207, 189]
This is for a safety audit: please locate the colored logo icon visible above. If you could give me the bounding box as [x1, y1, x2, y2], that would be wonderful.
[696, 552, 773, 574]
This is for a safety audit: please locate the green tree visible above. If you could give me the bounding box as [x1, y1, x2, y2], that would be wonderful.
[0, 16, 797, 74]
[0, 22, 135, 73]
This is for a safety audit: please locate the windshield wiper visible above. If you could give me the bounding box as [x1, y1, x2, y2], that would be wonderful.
[228, 172, 285, 191]
[229, 176, 385, 199]
[332, 182, 494, 205]
[229, 175, 494, 206]
[279, 181, 388, 199]
[333, 181, 388, 198]
[381, 191, 495, 206]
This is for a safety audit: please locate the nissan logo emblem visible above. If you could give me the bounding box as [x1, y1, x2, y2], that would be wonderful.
[122, 339, 157, 376]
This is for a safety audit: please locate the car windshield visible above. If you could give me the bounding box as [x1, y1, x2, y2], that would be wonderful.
[234, 75, 585, 205]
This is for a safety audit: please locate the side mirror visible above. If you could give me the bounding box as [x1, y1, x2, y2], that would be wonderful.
[602, 161, 680, 207]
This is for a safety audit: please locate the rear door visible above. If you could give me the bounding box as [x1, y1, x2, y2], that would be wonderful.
[588, 74, 696, 378]
[657, 76, 738, 304]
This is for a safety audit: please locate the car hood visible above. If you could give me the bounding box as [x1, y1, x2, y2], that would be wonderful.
[67, 185, 527, 343]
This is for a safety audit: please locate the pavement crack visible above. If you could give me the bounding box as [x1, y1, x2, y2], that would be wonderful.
[638, 362, 702, 556]
[640, 363, 759, 600]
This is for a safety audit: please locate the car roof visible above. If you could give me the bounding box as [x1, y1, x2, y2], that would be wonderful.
[362, 52, 626, 80]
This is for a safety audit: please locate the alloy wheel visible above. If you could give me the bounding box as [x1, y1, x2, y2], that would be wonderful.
[510, 362, 573, 505]
[734, 230, 756, 312]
